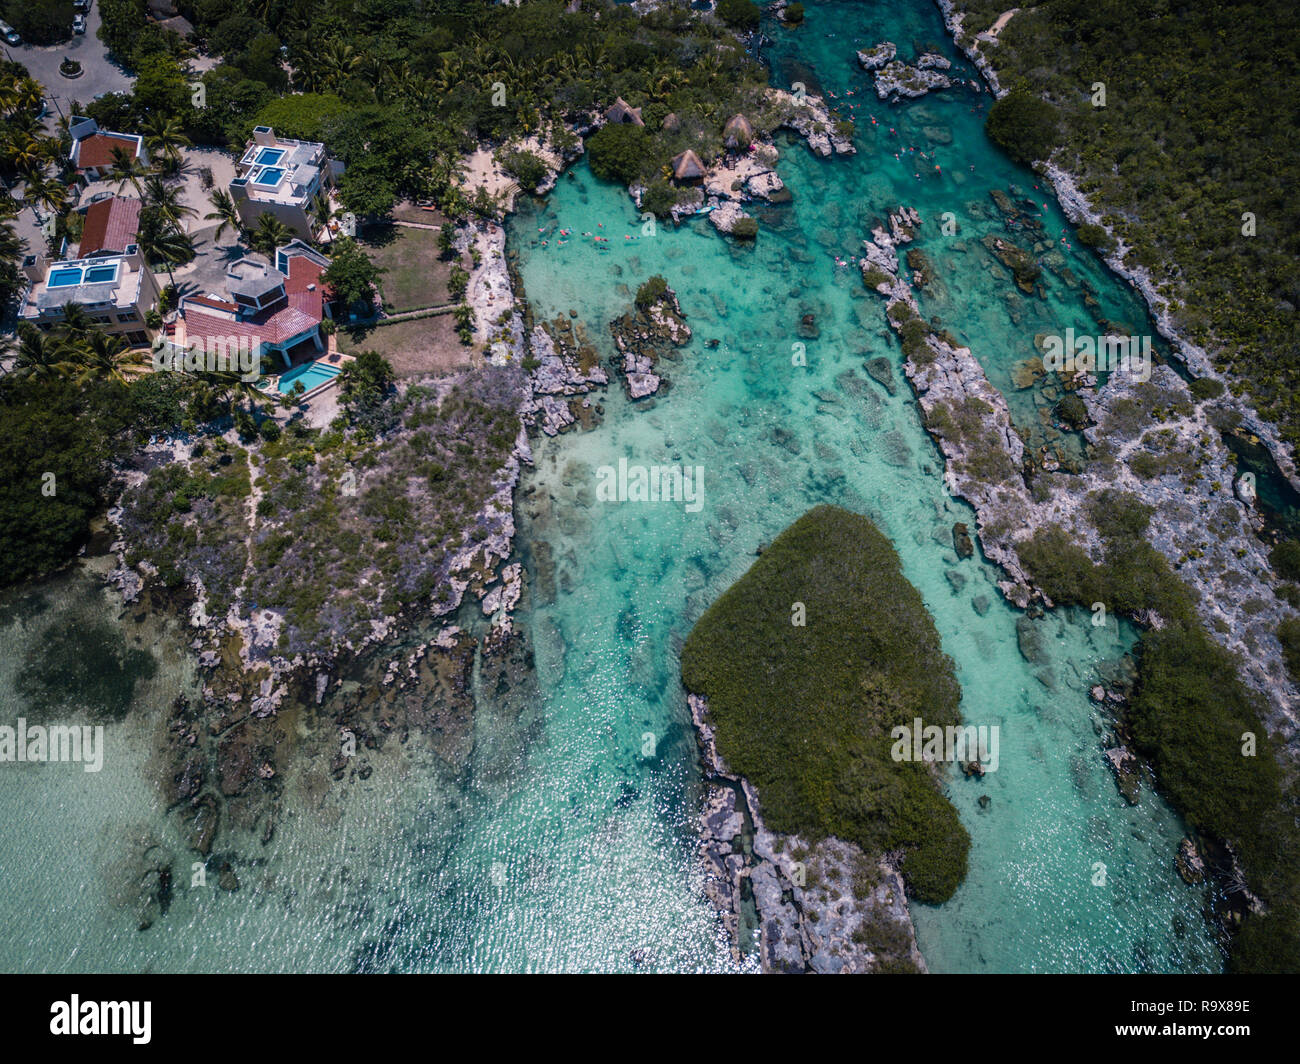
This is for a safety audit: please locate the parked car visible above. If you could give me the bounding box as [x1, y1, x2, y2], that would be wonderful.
[0, 21, 22, 46]
[74, 0, 92, 10]
[73, 14, 87, 34]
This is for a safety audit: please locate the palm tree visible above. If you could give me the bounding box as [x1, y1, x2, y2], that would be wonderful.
[309, 192, 333, 245]
[205, 188, 243, 244]
[143, 173, 197, 232]
[248, 213, 294, 257]
[58, 302, 93, 343]
[0, 219, 27, 265]
[7, 132, 46, 177]
[71, 330, 146, 385]
[23, 172, 68, 222]
[12, 324, 74, 380]
[198, 369, 273, 413]
[142, 115, 191, 171]
[108, 145, 148, 196]
[136, 211, 193, 285]
[318, 40, 361, 91]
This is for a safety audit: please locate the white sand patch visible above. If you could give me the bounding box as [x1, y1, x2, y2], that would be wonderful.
[979, 8, 1019, 42]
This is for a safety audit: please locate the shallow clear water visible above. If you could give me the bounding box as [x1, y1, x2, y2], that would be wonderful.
[0, 0, 1222, 973]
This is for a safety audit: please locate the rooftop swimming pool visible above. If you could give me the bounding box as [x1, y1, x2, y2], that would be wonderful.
[274, 360, 340, 395]
[255, 147, 285, 167]
[254, 166, 286, 187]
[47, 262, 119, 288]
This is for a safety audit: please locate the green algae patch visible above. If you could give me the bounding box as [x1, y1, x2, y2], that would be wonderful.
[681, 504, 969, 904]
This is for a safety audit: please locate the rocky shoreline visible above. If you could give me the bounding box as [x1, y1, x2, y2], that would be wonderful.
[690, 693, 928, 973]
[863, 205, 1298, 736]
[928, 1, 1299, 737]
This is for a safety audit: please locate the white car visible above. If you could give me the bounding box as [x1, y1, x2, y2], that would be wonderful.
[73, 14, 87, 34]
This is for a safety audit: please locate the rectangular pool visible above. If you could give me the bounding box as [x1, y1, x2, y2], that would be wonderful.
[254, 166, 286, 186]
[276, 360, 340, 395]
[255, 147, 285, 167]
[48, 267, 83, 287]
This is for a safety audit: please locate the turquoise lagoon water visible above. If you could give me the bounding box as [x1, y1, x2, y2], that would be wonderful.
[0, 0, 1222, 972]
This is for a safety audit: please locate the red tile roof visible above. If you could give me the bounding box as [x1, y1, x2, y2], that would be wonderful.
[79, 196, 141, 257]
[181, 255, 329, 350]
[75, 132, 142, 171]
[186, 294, 238, 313]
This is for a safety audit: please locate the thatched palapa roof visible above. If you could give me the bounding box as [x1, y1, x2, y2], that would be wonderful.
[670, 149, 706, 182]
[723, 113, 755, 148]
[605, 97, 645, 126]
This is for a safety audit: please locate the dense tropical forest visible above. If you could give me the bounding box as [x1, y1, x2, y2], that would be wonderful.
[961, 0, 1300, 450]
[88, 0, 770, 218]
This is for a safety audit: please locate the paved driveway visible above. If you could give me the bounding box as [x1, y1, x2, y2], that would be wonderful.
[2, 4, 134, 123]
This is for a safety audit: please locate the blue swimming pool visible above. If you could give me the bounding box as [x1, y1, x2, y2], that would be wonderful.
[255, 147, 285, 166]
[47, 268, 83, 287]
[84, 265, 117, 284]
[254, 166, 286, 186]
[276, 360, 340, 395]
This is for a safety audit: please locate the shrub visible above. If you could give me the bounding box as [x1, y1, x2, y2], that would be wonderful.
[639, 180, 680, 218]
[716, 0, 760, 30]
[587, 123, 652, 185]
[1075, 222, 1115, 252]
[501, 149, 549, 193]
[1189, 377, 1226, 400]
[985, 88, 1059, 165]
[635, 275, 669, 308]
[681, 505, 969, 905]
[1054, 392, 1088, 429]
[1270, 539, 1300, 582]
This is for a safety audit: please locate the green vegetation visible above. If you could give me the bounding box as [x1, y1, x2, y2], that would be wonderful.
[500, 149, 549, 193]
[587, 123, 651, 185]
[1276, 616, 1300, 685]
[0, 377, 134, 586]
[322, 238, 384, 314]
[1054, 392, 1088, 430]
[1269, 539, 1300, 582]
[1188, 377, 1226, 401]
[1015, 489, 1298, 971]
[120, 370, 524, 656]
[84, 0, 770, 221]
[635, 274, 669, 308]
[2, 0, 74, 46]
[1075, 222, 1115, 252]
[730, 217, 759, 240]
[984, 87, 1059, 166]
[681, 505, 970, 905]
[716, 0, 760, 30]
[958, 0, 1300, 453]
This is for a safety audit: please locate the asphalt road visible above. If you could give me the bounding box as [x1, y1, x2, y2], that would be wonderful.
[2, 3, 134, 124]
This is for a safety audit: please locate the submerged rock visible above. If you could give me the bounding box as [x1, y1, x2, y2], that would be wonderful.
[865, 356, 897, 395]
[952, 522, 974, 558]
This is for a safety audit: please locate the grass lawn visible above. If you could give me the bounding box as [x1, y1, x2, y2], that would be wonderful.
[357, 224, 461, 314]
[338, 313, 472, 377]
